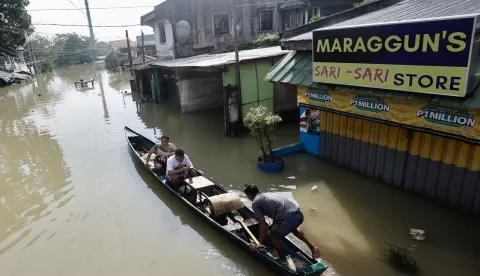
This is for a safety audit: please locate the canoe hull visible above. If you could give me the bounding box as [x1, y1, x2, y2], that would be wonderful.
[124, 127, 326, 276]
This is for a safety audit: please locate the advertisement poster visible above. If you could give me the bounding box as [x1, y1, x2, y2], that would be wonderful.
[298, 86, 480, 142]
[300, 108, 320, 135]
[312, 16, 478, 97]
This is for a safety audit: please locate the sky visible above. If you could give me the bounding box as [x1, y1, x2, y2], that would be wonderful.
[27, 0, 164, 42]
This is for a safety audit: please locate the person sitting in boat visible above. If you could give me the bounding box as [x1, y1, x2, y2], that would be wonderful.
[243, 184, 321, 259]
[145, 135, 177, 174]
[166, 148, 197, 189]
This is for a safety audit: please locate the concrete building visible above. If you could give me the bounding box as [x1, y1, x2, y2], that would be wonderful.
[140, 0, 356, 59]
[268, 0, 480, 214]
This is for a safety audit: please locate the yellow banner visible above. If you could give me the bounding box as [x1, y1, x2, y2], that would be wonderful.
[298, 86, 480, 141]
[312, 62, 468, 97]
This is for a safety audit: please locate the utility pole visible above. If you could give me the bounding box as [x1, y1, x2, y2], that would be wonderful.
[84, 0, 95, 61]
[141, 31, 146, 63]
[232, 0, 242, 125]
[84, 0, 95, 42]
[126, 30, 133, 76]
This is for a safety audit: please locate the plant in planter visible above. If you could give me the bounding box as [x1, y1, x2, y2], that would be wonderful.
[244, 106, 283, 171]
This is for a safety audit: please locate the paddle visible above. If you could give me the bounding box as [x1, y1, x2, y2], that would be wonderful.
[231, 211, 277, 258]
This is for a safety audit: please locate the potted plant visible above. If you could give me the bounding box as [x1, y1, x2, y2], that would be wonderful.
[244, 105, 284, 172]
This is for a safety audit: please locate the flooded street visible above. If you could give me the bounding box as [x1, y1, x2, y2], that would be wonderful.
[1, 64, 479, 276]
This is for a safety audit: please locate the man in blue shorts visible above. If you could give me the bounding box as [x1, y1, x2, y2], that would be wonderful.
[244, 184, 321, 259]
[166, 149, 197, 191]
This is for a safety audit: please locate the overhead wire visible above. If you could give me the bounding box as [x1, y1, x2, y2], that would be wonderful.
[31, 23, 141, 27]
[26, 6, 155, 11]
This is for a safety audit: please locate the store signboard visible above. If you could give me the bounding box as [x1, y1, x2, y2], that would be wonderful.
[312, 16, 478, 97]
[298, 87, 480, 142]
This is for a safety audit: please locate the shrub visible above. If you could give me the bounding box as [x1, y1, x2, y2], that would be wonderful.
[309, 15, 322, 23]
[244, 106, 282, 163]
[105, 52, 120, 73]
[354, 0, 377, 8]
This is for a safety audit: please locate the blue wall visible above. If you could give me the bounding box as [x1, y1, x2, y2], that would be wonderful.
[299, 106, 320, 155]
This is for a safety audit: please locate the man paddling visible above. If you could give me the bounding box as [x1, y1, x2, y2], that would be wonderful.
[243, 184, 321, 259]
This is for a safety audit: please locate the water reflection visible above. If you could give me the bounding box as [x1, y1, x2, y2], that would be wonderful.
[97, 71, 110, 120]
[0, 80, 72, 250]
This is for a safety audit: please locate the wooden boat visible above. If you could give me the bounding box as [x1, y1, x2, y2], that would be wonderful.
[125, 126, 327, 276]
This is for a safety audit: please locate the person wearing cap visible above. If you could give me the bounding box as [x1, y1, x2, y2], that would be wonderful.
[243, 184, 321, 259]
[145, 135, 177, 174]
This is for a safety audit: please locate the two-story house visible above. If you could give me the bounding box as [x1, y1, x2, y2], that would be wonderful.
[140, 0, 356, 59]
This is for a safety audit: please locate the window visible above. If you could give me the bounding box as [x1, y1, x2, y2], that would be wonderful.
[296, 9, 302, 26]
[306, 7, 321, 24]
[214, 14, 230, 36]
[283, 11, 291, 31]
[259, 10, 273, 31]
[159, 24, 166, 43]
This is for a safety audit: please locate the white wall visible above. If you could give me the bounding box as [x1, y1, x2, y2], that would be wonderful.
[154, 19, 175, 59]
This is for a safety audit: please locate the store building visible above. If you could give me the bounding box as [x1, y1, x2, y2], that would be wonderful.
[267, 0, 480, 214]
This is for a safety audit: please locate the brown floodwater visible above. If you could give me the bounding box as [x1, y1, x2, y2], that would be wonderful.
[1, 64, 479, 276]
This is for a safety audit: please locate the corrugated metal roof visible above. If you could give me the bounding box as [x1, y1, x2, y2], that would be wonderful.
[265, 51, 315, 87]
[265, 51, 480, 108]
[285, 0, 480, 42]
[150, 46, 288, 69]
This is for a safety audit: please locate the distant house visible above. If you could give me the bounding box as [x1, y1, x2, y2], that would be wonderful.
[108, 39, 137, 59]
[136, 34, 157, 57]
[140, 0, 356, 60]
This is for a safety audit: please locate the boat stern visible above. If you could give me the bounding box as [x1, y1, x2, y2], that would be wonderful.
[298, 262, 327, 276]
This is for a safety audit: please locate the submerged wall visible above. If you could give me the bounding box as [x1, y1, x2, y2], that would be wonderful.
[299, 104, 480, 214]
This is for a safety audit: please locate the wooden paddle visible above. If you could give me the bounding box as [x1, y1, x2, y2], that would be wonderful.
[231, 211, 279, 259]
[232, 211, 261, 245]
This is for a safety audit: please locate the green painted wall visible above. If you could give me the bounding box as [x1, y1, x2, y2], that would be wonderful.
[222, 59, 275, 118]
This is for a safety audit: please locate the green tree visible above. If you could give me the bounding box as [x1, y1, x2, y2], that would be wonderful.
[52, 33, 93, 66]
[95, 41, 111, 56]
[0, 0, 33, 55]
[25, 34, 54, 72]
[105, 52, 120, 73]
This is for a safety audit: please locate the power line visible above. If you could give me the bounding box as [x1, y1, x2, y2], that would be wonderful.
[63, 0, 130, 41]
[26, 6, 155, 11]
[32, 23, 141, 27]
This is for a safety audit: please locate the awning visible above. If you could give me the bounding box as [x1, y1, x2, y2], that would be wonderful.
[265, 50, 480, 109]
[148, 46, 289, 71]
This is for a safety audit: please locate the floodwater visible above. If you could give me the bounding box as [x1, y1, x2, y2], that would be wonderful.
[0, 64, 479, 276]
